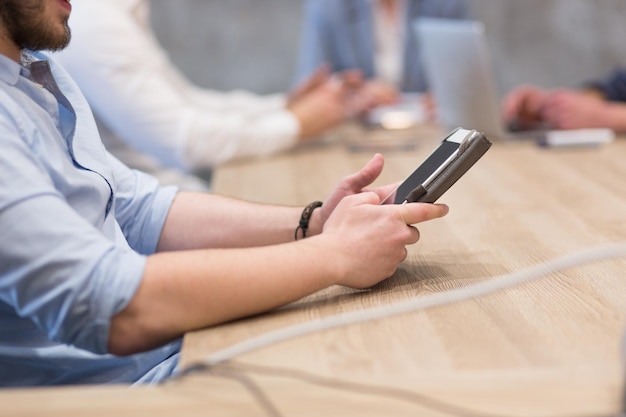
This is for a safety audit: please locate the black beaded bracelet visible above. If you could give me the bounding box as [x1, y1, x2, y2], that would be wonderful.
[294, 201, 323, 240]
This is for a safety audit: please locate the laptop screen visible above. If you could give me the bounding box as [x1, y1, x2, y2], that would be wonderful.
[414, 18, 507, 139]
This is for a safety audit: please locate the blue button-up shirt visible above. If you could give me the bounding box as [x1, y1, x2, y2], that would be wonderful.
[587, 70, 626, 102]
[0, 51, 180, 387]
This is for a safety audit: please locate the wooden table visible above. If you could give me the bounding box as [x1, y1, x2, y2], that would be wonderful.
[3, 124, 626, 416]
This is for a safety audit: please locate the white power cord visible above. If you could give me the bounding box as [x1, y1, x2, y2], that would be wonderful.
[176, 243, 626, 375]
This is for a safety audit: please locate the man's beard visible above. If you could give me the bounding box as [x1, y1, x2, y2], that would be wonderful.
[0, 0, 71, 52]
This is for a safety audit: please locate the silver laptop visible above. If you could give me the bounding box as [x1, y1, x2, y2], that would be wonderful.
[414, 18, 540, 141]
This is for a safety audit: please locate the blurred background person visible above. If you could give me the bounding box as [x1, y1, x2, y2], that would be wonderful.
[503, 70, 626, 132]
[294, 0, 469, 113]
[55, 0, 361, 191]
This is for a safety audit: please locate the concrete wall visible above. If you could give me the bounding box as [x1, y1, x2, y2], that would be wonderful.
[473, 0, 626, 96]
[151, 0, 626, 96]
[151, 0, 304, 94]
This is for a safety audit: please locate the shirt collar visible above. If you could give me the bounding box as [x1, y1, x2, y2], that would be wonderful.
[0, 50, 48, 85]
[0, 52, 24, 86]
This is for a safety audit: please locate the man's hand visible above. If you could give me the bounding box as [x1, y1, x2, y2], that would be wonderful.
[287, 67, 365, 140]
[502, 85, 548, 130]
[320, 191, 448, 289]
[287, 65, 331, 106]
[305, 153, 397, 236]
[540, 89, 619, 130]
[351, 79, 400, 113]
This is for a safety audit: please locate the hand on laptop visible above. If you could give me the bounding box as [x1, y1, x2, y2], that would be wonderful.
[503, 84, 626, 131]
[287, 67, 365, 140]
[540, 89, 617, 130]
[358, 80, 400, 109]
[502, 85, 548, 130]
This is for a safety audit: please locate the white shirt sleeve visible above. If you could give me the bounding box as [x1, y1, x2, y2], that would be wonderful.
[54, 0, 300, 171]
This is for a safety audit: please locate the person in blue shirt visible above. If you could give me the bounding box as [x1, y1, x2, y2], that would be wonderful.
[295, 0, 469, 110]
[503, 70, 626, 132]
[0, 0, 448, 387]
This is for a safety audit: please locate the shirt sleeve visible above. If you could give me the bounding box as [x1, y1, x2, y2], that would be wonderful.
[53, 1, 299, 172]
[585, 70, 626, 102]
[0, 116, 148, 355]
[420, 0, 470, 19]
[107, 151, 178, 255]
[294, 0, 333, 86]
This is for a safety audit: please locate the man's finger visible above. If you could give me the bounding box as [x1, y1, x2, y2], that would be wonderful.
[342, 191, 381, 208]
[289, 64, 330, 101]
[398, 203, 449, 225]
[367, 181, 402, 205]
[342, 153, 384, 191]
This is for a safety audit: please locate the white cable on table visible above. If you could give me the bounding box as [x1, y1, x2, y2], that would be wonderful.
[175, 242, 626, 375]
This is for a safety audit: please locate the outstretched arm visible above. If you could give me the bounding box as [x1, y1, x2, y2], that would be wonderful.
[541, 90, 626, 131]
[55, 1, 301, 170]
[109, 156, 448, 356]
[155, 154, 395, 251]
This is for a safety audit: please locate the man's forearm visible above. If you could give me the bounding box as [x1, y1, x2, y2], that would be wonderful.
[157, 192, 305, 251]
[604, 104, 626, 132]
[109, 236, 340, 356]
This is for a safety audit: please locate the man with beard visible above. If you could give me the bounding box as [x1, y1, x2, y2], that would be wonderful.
[0, 0, 448, 387]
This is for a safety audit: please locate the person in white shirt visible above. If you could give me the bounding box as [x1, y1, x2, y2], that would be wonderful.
[55, 0, 358, 191]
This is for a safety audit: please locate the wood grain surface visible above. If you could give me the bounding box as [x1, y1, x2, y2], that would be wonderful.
[3, 124, 626, 417]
